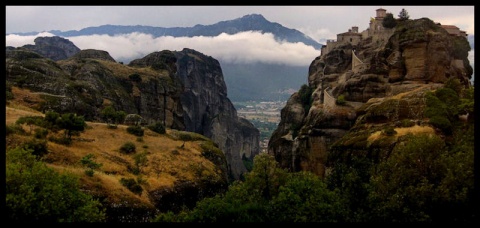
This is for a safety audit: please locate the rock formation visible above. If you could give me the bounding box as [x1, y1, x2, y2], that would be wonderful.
[21, 36, 81, 61]
[268, 17, 472, 178]
[6, 40, 260, 181]
[174, 48, 260, 180]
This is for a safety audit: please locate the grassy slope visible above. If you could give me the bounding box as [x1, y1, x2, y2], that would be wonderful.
[6, 86, 224, 209]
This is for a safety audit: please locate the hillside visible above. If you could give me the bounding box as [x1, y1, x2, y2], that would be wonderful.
[6, 88, 229, 222]
[6, 44, 260, 180]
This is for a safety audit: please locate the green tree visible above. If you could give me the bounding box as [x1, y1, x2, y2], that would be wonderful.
[6, 147, 106, 222]
[382, 13, 397, 28]
[367, 132, 474, 222]
[101, 106, 116, 126]
[115, 110, 127, 125]
[57, 113, 86, 139]
[398, 8, 410, 21]
[298, 84, 314, 113]
[268, 171, 346, 222]
[147, 122, 166, 134]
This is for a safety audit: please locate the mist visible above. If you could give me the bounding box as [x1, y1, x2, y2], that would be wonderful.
[5, 31, 320, 66]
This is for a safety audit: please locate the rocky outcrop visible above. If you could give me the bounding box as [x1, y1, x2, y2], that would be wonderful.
[174, 48, 260, 180]
[5, 48, 185, 129]
[268, 17, 472, 177]
[22, 36, 81, 61]
[71, 49, 116, 62]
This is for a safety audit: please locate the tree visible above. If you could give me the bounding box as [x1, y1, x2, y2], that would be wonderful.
[382, 13, 397, 28]
[101, 106, 116, 126]
[101, 106, 126, 127]
[57, 113, 86, 139]
[268, 171, 346, 222]
[398, 8, 410, 21]
[6, 147, 106, 222]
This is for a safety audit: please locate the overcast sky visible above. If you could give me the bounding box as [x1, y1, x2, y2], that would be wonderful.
[5, 5, 475, 66]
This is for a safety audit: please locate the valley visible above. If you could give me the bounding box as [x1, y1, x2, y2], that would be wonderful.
[233, 100, 286, 152]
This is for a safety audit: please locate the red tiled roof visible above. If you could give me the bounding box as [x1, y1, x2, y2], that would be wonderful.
[441, 25, 459, 29]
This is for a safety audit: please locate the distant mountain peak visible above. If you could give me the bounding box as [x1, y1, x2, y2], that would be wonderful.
[8, 14, 322, 50]
[240, 14, 267, 20]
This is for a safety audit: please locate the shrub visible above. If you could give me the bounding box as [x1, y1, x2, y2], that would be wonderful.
[429, 116, 452, 134]
[148, 122, 166, 134]
[6, 124, 26, 135]
[128, 73, 142, 82]
[120, 142, 136, 154]
[399, 119, 415, 128]
[298, 84, 313, 112]
[22, 139, 49, 157]
[382, 126, 397, 136]
[34, 128, 49, 139]
[48, 136, 72, 146]
[85, 169, 94, 177]
[127, 126, 144, 136]
[383, 12, 397, 28]
[120, 178, 143, 195]
[336, 94, 346, 105]
[6, 82, 14, 101]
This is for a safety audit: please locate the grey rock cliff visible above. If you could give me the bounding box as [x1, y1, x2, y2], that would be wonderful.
[174, 48, 260, 180]
[268, 17, 472, 177]
[22, 36, 81, 61]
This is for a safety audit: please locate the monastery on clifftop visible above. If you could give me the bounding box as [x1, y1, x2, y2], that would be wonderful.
[320, 8, 468, 58]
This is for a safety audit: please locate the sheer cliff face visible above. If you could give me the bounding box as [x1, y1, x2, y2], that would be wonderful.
[174, 48, 260, 180]
[268, 18, 473, 177]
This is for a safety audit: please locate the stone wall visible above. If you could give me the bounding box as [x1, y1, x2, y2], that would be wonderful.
[323, 87, 336, 109]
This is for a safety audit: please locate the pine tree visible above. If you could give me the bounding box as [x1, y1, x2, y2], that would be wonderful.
[398, 8, 410, 21]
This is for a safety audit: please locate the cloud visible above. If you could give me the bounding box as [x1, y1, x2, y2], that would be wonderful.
[5, 32, 55, 47]
[6, 31, 320, 67]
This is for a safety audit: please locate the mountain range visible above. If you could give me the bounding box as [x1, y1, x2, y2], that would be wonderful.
[7, 14, 322, 102]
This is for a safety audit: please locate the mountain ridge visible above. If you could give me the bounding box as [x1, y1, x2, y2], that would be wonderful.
[8, 14, 322, 50]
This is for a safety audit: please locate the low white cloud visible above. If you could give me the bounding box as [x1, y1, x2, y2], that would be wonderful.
[6, 31, 320, 66]
[298, 27, 339, 42]
[5, 32, 55, 47]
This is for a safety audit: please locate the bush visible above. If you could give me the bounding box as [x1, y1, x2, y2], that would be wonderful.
[336, 94, 346, 105]
[382, 126, 397, 136]
[120, 178, 143, 195]
[298, 84, 313, 112]
[127, 126, 144, 136]
[148, 122, 166, 134]
[399, 119, 415, 128]
[6, 148, 106, 222]
[6, 124, 26, 135]
[34, 128, 49, 139]
[48, 136, 72, 146]
[128, 73, 142, 82]
[120, 142, 136, 154]
[429, 116, 452, 134]
[382, 13, 397, 28]
[22, 139, 49, 157]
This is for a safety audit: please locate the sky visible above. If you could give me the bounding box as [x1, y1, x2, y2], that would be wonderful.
[5, 5, 475, 66]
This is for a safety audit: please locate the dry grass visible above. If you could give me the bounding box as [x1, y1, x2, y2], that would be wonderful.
[6, 94, 222, 207]
[98, 60, 170, 80]
[367, 125, 435, 143]
[7, 86, 45, 115]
